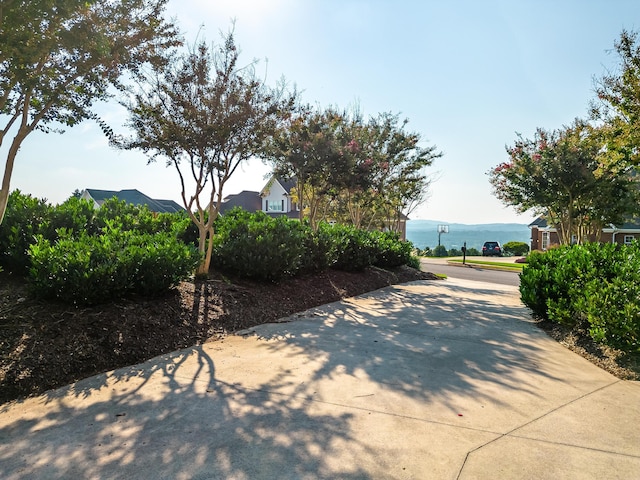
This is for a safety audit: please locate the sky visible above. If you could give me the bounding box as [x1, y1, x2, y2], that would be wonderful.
[5, 0, 639, 224]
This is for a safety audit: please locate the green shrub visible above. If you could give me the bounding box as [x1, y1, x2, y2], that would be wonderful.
[433, 245, 447, 257]
[519, 250, 555, 319]
[0, 190, 52, 274]
[28, 229, 199, 305]
[91, 197, 190, 237]
[211, 209, 307, 281]
[583, 242, 640, 351]
[371, 231, 413, 268]
[414, 246, 432, 257]
[520, 242, 640, 352]
[520, 245, 596, 325]
[212, 210, 415, 277]
[406, 255, 421, 270]
[300, 222, 336, 273]
[328, 224, 377, 271]
[503, 241, 529, 256]
[47, 196, 95, 238]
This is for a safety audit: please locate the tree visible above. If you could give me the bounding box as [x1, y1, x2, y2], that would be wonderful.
[357, 112, 440, 233]
[593, 29, 640, 167]
[118, 31, 296, 275]
[267, 105, 345, 229]
[268, 107, 440, 233]
[0, 0, 179, 224]
[322, 112, 439, 233]
[490, 119, 639, 244]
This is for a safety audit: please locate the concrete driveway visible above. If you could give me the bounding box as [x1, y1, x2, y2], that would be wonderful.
[1, 278, 639, 479]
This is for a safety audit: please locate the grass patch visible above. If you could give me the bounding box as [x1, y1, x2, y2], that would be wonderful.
[448, 258, 524, 271]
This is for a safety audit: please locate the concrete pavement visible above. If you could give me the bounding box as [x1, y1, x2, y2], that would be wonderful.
[1, 278, 639, 479]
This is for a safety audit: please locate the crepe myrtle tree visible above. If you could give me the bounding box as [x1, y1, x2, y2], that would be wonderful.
[266, 105, 346, 229]
[349, 112, 440, 233]
[0, 0, 180, 224]
[117, 30, 297, 275]
[315, 111, 439, 232]
[489, 119, 639, 244]
[268, 106, 440, 232]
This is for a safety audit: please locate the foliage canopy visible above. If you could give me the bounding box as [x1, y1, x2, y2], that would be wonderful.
[0, 0, 179, 223]
[117, 30, 296, 274]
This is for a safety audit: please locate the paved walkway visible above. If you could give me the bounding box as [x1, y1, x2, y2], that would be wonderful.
[1, 278, 638, 479]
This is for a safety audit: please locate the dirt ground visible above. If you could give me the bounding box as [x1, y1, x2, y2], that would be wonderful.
[1, 266, 637, 406]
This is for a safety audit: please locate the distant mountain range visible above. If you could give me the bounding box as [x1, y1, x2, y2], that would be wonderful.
[406, 219, 531, 250]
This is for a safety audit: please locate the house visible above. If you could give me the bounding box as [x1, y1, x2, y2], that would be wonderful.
[218, 176, 300, 219]
[81, 189, 184, 213]
[529, 216, 640, 250]
[219, 175, 409, 239]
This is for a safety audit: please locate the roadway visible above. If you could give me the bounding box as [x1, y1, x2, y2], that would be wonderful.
[420, 257, 521, 287]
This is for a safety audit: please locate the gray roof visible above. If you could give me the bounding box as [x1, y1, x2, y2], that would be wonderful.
[154, 199, 185, 213]
[219, 191, 262, 214]
[277, 177, 297, 194]
[85, 189, 119, 202]
[85, 189, 185, 214]
[618, 217, 640, 229]
[528, 216, 548, 228]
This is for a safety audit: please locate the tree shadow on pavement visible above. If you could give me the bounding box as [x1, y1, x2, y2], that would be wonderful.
[0, 279, 599, 479]
[0, 345, 373, 479]
[249, 280, 571, 418]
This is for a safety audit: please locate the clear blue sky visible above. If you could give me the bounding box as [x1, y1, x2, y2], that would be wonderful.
[5, 0, 639, 224]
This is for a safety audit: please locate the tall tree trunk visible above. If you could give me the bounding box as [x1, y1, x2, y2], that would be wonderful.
[0, 127, 27, 224]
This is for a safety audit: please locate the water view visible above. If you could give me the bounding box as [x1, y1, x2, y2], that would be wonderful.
[406, 219, 531, 251]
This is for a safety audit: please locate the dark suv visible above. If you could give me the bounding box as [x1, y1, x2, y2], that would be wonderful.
[482, 241, 502, 256]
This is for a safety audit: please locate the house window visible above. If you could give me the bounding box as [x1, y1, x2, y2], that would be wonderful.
[542, 231, 549, 250]
[267, 200, 284, 212]
[570, 234, 578, 245]
[624, 235, 635, 245]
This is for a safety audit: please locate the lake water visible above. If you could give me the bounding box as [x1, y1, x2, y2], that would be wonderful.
[406, 219, 531, 251]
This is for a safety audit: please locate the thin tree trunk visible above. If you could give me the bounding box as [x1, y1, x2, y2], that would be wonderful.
[298, 180, 305, 221]
[0, 126, 27, 224]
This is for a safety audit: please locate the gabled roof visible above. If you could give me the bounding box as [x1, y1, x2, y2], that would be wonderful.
[260, 176, 297, 196]
[219, 190, 262, 214]
[277, 177, 297, 194]
[528, 216, 548, 228]
[84, 189, 185, 214]
[154, 199, 185, 213]
[85, 188, 119, 202]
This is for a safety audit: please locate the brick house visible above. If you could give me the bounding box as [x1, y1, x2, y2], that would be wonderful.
[529, 216, 640, 250]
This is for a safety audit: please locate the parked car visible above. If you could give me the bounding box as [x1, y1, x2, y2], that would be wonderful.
[482, 241, 502, 256]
